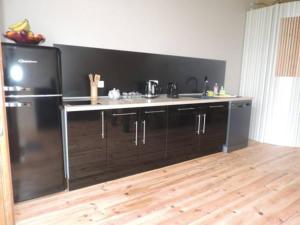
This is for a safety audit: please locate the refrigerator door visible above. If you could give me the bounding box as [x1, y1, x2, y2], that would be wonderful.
[2, 43, 61, 95]
[6, 96, 65, 202]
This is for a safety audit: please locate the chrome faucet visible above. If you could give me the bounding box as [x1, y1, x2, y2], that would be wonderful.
[203, 76, 209, 96]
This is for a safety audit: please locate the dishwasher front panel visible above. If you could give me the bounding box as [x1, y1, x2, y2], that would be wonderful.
[224, 100, 252, 152]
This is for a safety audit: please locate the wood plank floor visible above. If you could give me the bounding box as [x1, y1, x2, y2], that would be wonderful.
[15, 142, 300, 225]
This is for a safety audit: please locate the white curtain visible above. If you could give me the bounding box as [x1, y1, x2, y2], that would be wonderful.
[240, 2, 300, 147]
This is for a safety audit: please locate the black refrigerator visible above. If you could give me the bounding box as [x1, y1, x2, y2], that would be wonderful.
[2, 43, 65, 202]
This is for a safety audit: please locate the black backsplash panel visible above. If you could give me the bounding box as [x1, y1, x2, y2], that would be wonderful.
[54, 44, 226, 97]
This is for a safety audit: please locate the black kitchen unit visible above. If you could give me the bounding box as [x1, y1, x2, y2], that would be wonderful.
[139, 107, 167, 166]
[167, 102, 228, 161]
[65, 102, 228, 190]
[200, 102, 229, 156]
[67, 107, 168, 190]
[167, 105, 200, 162]
[107, 108, 140, 179]
[106, 107, 168, 181]
[67, 110, 107, 190]
[2, 43, 65, 202]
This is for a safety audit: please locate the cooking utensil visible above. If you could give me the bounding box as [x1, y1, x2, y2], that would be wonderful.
[89, 74, 94, 84]
[95, 74, 101, 83]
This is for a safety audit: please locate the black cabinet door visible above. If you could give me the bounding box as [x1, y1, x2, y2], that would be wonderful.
[107, 108, 139, 176]
[67, 111, 107, 189]
[139, 107, 167, 167]
[167, 105, 199, 163]
[199, 102, 228, 155]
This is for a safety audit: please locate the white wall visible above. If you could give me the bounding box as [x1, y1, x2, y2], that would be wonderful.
[1, 0, 252, 94]
[0, 0, 3, 33]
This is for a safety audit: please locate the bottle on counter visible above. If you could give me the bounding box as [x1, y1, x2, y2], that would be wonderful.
[213, 83, 219, 95]
[219, 86, 226, 96]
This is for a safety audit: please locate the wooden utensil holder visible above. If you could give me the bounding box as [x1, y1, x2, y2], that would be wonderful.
[90, 83, 98, 101]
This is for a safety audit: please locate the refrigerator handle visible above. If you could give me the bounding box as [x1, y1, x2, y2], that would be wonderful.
[5, 102, 31, 108]
[4, 86, 31, 92]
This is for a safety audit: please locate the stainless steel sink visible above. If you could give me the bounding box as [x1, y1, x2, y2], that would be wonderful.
[179, 94, 216, 99]
[179, 94, 240, 99]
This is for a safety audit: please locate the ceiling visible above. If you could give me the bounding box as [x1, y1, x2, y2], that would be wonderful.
[254, 0, 299, 7]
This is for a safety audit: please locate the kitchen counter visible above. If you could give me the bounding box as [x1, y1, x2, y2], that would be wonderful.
[63, 95, 252, 112]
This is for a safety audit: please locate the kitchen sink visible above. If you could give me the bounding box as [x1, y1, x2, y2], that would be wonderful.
[179, 94, 239, 99]
[179, 94, 216, 99]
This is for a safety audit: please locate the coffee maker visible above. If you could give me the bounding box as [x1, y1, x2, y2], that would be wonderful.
[167, 82, 179, 98]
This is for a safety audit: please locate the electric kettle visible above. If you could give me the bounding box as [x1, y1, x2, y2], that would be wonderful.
[144, 80, 159, 98]
[167, 82, 179, 98]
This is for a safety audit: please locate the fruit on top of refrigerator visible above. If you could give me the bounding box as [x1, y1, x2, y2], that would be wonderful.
[4, 19, 45, 45]
[9, 19, 31, 32]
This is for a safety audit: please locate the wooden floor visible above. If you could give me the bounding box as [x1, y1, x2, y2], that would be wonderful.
[15, 142, 300, 225]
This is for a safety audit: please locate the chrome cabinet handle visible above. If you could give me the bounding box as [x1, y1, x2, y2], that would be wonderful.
[101, 111, 105, 139]
[197, 114, 201, 135]
[177, 107, 195, 111]
[209, 105, 225, 108]
[4, 86, 31, 92]
[145, 110, 166, 114]
[135, 121, 138, 146]
[5, 102, 31, 108]
[112, 112, 136, 116]
[142, 120, 146, 144]
[202, 113, 206, 134]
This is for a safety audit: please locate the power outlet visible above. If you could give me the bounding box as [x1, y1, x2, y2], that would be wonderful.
[98, 81, 105, 88]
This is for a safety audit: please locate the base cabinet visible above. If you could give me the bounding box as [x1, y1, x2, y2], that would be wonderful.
[107, 107, 168, 180]
[66, 103, 229, 190]
[107, 108, 140, 179]
[167, 102, 228, 161]
[67, 111, 107, 190]
[139, 107, 167, 168]
[199, 103, 228, 155]
[167, 105, 200, 163]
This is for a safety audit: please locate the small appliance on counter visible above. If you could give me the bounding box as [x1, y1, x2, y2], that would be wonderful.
[144, 80, 159, 98]
[167, 82, 179, 98]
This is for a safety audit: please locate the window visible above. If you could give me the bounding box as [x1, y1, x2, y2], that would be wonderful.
[276, 17, 300, 77]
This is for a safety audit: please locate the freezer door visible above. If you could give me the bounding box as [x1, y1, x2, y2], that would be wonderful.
[6, 96, 65, 202]
[2, 43, 61, 95]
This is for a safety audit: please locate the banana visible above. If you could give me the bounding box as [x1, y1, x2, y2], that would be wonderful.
[9, 19, 30, 32]
[9, 19, 26, 30]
